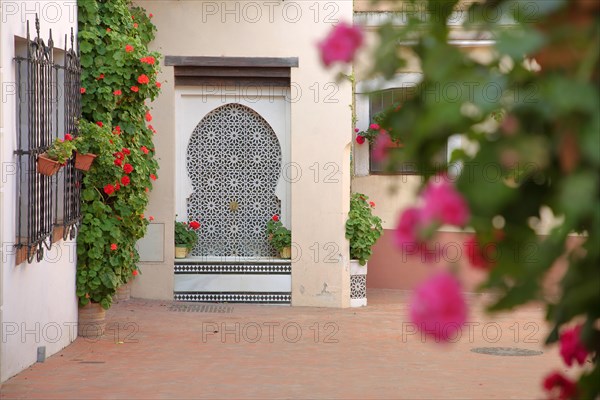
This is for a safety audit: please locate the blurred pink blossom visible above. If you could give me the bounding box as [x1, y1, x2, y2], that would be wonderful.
[410, 271, 467, 342]
[318, 22, 363, 67]
[422, 179, 470, 227]
[559, 325, 588, 367]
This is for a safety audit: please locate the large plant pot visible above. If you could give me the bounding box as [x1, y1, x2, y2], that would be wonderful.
[280, 246, 291, 259]
[350, 260, 368, 307]
[114, 281, 131, 302]
[175, 246, 188, 259]
[37, 154, 61, 176]
[78, 302, 106, 338]
[75, 152, 97, 171]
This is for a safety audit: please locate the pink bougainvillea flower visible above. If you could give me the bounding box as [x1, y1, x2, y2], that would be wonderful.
[114, 158, 123, 167]
[272, 214, 280, 222]
[354, 128, 359, 133]
[122, 147, 131, 155]
[123, 164, 134, 174]
[394, 207, 423, 249]
[121, 176, 130, 186]
[355, 135, 365, 145]
[369, 123, 380, 130]
[138, 74, 150, 84]
[145, 111, 152, 122]
[543, 371, 577, 400]
[371, 130, 393, 162]
[64, 133, 73, 141]
[131, 86, 139, 93]
[318, 22, 363, 67]
[80, 87, 86, 94]
[96, 121, 103, 127]
[422, 179, 470, 227]
[155, 81, 161, 88]
[409, 271, 467, 342]
[125, 45, 134, 53]
[104, 184, 115, 195]
[559, 325, 588, 367]
[113, 89, 122, 96]
[140, 146, 149, 154]
[110, 243, 118, 251]
[150, 173, 157, 181]
[190, 221, 201, 230]
[465, 235, 494, 270]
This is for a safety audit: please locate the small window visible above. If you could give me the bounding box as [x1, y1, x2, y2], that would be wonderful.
[368, 87, 447, 174]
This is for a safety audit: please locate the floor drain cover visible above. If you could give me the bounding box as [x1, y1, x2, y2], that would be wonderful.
[470, 347, 543, 356]
[168, 304, 233, 313]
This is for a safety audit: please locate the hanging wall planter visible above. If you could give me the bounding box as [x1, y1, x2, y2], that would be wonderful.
[37, 153, 62, 176]
[74, 152, 97, 171]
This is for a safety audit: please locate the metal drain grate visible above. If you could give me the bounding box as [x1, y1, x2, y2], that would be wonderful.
[168, 304, 234, 313]
[470, 347, 543, 356]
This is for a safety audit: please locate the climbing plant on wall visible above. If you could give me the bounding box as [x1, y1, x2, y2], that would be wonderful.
[77, 0, 160, 309]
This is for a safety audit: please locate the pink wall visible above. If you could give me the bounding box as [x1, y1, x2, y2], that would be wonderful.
[367, 230, 583, 294]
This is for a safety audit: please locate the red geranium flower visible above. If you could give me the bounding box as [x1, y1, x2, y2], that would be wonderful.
[121, 176, 131, 186]
[355, 135, 365, 145]
[133, 23, 138, 28]
[272, 214, 280, 222]
[113, 126, 121, 135]
[131, 86, 139, 93]
[123, 164, 134, 174]
[369, 201, 375, 208]
[155, 81, 161, 88]
[149, 216, 154, 221]
[106, 28, 111, 33]
[98, 74, 105, 80]
[114, 151, 124, 160]
[64, 133, 73, 141]
[141, 146, 149, 154]
[113, 89, 122, 96]
[190, 221, 201, 230]
[80, 87, 86, 94]
[104, 184, 115, 195]
[132, 270, 139, 276]
[149, 13, 153, 18]
[122, 148, 131, 155]
[140, 56, 156, 65]
[110, 243, 118, 251]
[96, 121, 103, 127]
[145, 112, 152, 122]
[125, 45, 134, 53]
[114, 158, 123, 167]
[150, 173, 157, 181]
[137, 74, 150, 84]
[115, 182, 121, 191]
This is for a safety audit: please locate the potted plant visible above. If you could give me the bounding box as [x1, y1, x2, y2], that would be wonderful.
[174, 220, 200, 258]
[37, 134, 77, 176]
[267, 214, 292, 259]
[345, 193, 383, 307]
[73, 120, 107, 171]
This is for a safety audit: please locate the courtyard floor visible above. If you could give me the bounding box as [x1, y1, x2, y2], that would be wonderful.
[1, 289, 569, 399]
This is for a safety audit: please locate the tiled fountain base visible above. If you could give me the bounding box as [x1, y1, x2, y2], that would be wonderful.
[174, 257, 291, 304]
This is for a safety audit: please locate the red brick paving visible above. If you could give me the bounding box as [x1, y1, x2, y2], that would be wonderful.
[0, 289, 577, 399]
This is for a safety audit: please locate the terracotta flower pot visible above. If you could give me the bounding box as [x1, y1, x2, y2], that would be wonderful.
[75, 152, 97, 171]
[37, 153, 62, 176]
[114, 281, 131, 302]
[78, 302, 106, 338]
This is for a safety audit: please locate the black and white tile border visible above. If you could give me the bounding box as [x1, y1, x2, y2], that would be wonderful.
[174, 263, 291, 275]
[174, 292, 291, 304]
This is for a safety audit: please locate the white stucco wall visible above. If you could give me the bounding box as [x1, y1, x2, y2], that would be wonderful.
[133, 0, 354, 306]
[0, 1, 78, 382]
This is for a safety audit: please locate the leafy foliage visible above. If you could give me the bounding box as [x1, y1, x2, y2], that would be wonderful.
[77, 0, 160, 309]
[45, 136, 78, 164]
[346, 193, 383, 266]
[366, 0, 598, 396]
[174, 221, 199, 250]
[266, 217, 291, 252]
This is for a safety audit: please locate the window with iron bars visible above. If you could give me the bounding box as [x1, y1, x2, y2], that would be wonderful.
[14, 18, 82, 264]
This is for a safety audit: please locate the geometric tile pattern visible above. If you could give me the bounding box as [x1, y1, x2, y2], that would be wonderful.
[173, 292, 291, 304]
[174, 263, 291, 275]
[350, 275, 367, 300]
[186, 103, 282, 257]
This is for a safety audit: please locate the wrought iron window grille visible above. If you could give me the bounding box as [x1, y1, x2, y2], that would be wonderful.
[13, 16, 82, 263]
